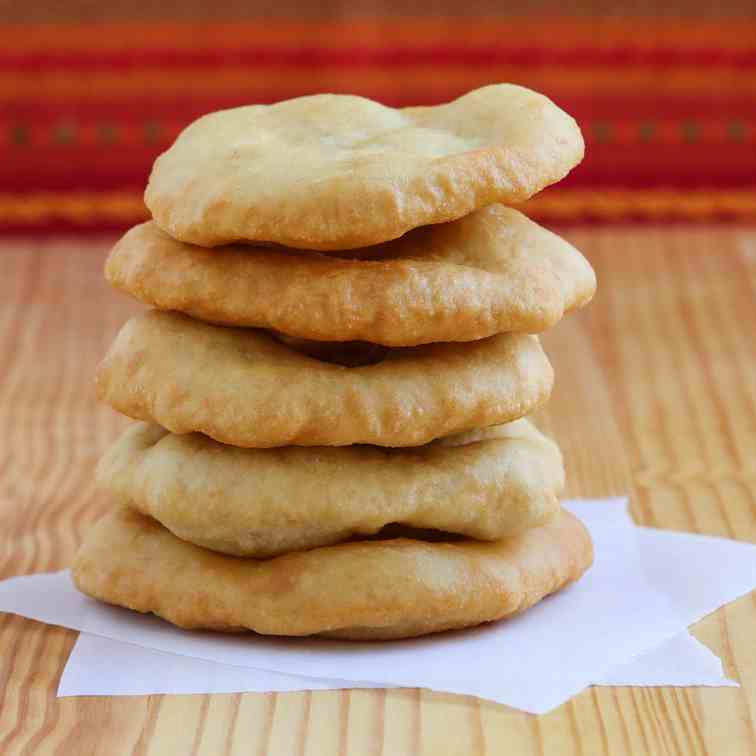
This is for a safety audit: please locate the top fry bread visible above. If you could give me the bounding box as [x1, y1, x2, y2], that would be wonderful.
[145, 84, 584, 250]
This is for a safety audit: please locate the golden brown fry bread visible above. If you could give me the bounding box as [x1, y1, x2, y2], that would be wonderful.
[107, 207, 595, 346]
[98, 419, 564, 558]
[145, 85, 583, 250]
[73, 507, 592, 639]
[96, 311, 553, 448]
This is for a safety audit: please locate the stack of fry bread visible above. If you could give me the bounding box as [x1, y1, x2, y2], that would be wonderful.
[74, 84, 597, 640]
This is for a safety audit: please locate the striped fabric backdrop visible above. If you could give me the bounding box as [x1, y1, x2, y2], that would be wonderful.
[2, 16, 756, 233]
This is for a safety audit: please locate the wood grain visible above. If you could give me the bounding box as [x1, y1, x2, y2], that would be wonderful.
[0, 227, 754, 755]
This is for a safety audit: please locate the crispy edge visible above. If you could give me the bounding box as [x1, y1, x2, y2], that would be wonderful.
[72, 507, 593, 639]
[105, 208, 594, 345]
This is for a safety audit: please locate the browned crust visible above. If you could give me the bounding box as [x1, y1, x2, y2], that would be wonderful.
[98, 419, 564, 557]
[73, 507, 593, 639]
[106, 207, 595, 346]
[145, 85, 583, 250]
[95, 310, 554, 448]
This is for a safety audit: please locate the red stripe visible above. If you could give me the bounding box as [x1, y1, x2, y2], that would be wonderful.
[0, 89, 480, 110]
[566, 150, 756, 187]
[0, 221, 141, 237]
[5, 111, 753, 141]
[566, 95, 756, 121]
[0, 160, 152, 191]
[3, 153, 755, 192]
[4, 125, 752, 154]
[5, 92, 756, 122]
[3, 105, 755, 157]
[3, 45, 756, 70]
[564, 172, 756, 190]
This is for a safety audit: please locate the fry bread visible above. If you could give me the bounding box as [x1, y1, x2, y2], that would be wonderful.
[145, 85, 583, 250]
[98, 419, 564, 557]
[73, 507, 592, 639]
[107, 207, 594, 345]
[96, 311, 553, 447]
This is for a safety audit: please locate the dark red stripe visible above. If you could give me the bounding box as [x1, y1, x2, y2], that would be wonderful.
[0, 160, 153, 191]
[563, 170, 756, 189]
[568, 146, 756, 187]
[3, 45, 756, 69]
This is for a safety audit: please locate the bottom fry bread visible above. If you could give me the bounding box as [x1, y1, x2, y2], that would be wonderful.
[73, 507, 592, 640]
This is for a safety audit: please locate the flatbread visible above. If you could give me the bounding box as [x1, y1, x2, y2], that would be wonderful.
[72, 507, 592, 639]
[107, 207, 595, 346]
[144, 84, 583, 250]
[98, 419, 564, 557]
[96, 310, 553, 448]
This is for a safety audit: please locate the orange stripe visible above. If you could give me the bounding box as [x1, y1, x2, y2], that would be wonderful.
[2, 189, 755, 225]
[2, 19, 756, 53]
[2, 65, 756, 102]
[0, 192, 146, 223]
[523, 188, 756, 220]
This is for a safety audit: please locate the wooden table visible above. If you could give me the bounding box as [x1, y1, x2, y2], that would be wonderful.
[1, 227, 754, 755]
